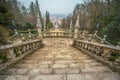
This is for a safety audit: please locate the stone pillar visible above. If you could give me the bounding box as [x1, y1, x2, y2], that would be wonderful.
[74, 14, 80, 39]
[28, 29, 32, 37]
[101, 35, 107, 44]
[118, 42, 120, 47]
[94, 31, 97, 37]
[14, 29, 18, 35]
[36, 13, 42, 38]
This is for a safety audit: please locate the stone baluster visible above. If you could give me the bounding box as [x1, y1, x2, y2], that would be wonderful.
[94, 46, 98, 54]
[22, 46, 26, 53]
[91, 45, 95, 53]
[28, 44, 31, 51]
[88, 45, 92, 52]
[7, 49, 16, 61]
[20, 46, 24, 54]
[31, 43, 33, 50]
[17, 47, 22, 56]
[26, 45, 29, 51]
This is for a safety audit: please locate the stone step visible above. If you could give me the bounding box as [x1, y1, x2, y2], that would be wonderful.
[0, 73, 119, 80]
[5, 66, 113, 75]
[81, 66, 112, 73]
[1, 69, 28, 75]
[0, 38, 119, 80]
[67, 73, 120, 80]
[0, 75, 30, 80]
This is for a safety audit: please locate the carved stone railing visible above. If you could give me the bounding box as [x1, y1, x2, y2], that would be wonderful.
[94, 32, 113, 45]
[8, 29, 39, 44]
[78, 31, 113, 46]
[74, 39, 120, 74]
[0, 39, 43, 71]
[43, 32, 73, 38]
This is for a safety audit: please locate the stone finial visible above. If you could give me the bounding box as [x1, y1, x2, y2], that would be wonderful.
[104, 35, 107, 38]
[36, 13, 42, 28]
[14, 29, 18, 35]
[36, 13, 42, 37]
[75, 14, 80, 29]
[73, 14, 80, 39]
[44, 18, 46, 32]
[69, 19, 73, 32]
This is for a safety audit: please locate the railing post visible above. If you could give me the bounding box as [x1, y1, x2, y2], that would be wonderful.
[117, 42, 120, 47]
[94, 31, 97, 37]
[88, 34, 92, 42]
[101, 35, 107, 44]
[28, 29, 32, 37]
[74, 28, 79, 39]
[14, 29, 18, 35]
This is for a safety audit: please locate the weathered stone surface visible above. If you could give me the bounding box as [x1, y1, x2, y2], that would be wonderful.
[0, 38, 119, 80]
[67, 74, 85, 80]
[53, 64, 67, 68]
[32, 75, 66, 80]
[0, 75, 30, 80]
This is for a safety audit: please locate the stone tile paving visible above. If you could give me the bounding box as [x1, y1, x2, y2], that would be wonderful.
[0, 38, 120, 80]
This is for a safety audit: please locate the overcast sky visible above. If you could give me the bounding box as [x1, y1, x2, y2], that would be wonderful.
[18, 0, 83, 16]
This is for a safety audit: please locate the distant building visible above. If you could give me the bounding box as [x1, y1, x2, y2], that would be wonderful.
[50, 16, 63, 28]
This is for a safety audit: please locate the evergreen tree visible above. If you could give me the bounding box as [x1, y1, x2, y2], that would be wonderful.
[0, 1, 14, 44]
[35, 0, 43, 31]
[35, 0, 41, 18]
[46, 11, 50, 30]
[29, 2, 35, 15]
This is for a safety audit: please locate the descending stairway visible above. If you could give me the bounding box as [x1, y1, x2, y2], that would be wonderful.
[0, 38, 120, 80]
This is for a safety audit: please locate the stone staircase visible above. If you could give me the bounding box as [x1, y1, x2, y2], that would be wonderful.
[0, 38, 119, 80]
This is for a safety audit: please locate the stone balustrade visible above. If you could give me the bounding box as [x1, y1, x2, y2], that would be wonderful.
[44, 32, 73, 38]
[74, 39, 120, 73]
[8, 29, 39, 44]
[0, 39, 43, 71]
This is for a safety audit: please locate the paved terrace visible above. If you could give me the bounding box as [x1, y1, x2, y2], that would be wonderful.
[0, 38, 119, 80]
